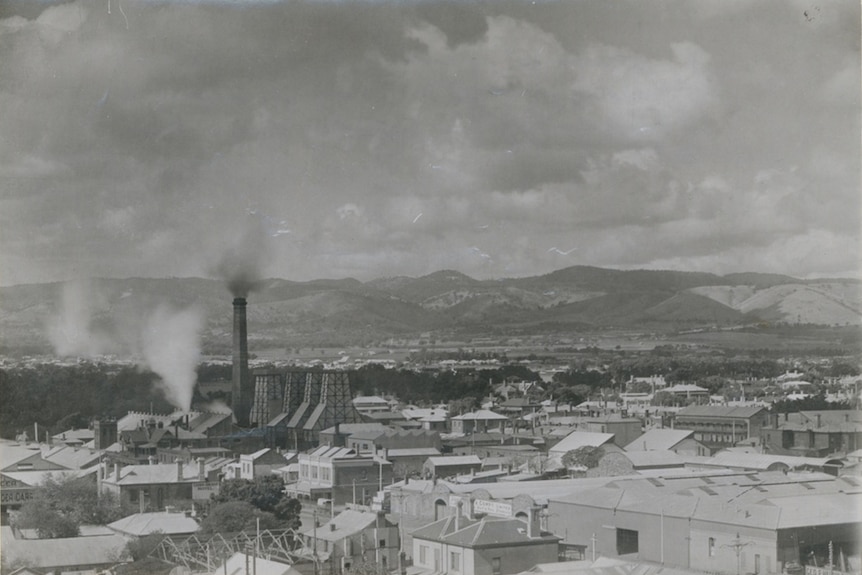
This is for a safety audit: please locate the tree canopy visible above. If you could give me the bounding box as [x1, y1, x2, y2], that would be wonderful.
[561, 446, 604, 471]
[13, 473, 130, 538]
[208, 476, 301, 532]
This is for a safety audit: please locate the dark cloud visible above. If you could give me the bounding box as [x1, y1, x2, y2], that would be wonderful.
[0, 0, 858, 285]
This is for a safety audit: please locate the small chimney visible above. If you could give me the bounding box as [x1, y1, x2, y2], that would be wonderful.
[816, 414, 822, 428]
[197, 457, 205, 480]
[176, 458, 183, 481]
[330, 523, 337, 532]
[148, 455, 155, 466]
[527, 506, 541, 538]
[454, 501, 462, 531]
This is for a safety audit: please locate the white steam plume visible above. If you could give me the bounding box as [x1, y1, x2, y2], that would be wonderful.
[141, 305, 203, 413]
[47, 279, 114, 357]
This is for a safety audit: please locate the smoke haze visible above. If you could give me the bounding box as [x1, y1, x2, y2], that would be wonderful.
[141, 305, 203, 414]
[215, 216, 271, 297]
[47, 279, 115, 357]
[47, 281, 204, 412]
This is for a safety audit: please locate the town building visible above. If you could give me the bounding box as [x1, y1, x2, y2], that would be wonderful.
[451, 411, 509, 435]
[300, 509, 400, 574]
[547, 471, 862, 575]
[107, 509, 200, 538]
[625, 429, 709, 457]
[410, 507, 560, 575]
[760, 410, 862, 457]
[672, 405, 770, 452]
[581, 415, 643, 448]
[98, 459, 209, 511]
[286, 445, 393, 507]
[423, 455, 483, 480]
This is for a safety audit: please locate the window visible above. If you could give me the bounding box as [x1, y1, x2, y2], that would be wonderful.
[708, 537, 715, 557]
[450, 551, 460, 572]
[492, 557, 501, 575]
[419, 545, 427, 565]
[616, 528, 639, 555]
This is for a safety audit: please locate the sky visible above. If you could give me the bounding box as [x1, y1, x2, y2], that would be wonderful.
[0, 0, 859, 286]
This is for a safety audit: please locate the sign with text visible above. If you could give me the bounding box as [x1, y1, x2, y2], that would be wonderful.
[472, 498, 512, 518]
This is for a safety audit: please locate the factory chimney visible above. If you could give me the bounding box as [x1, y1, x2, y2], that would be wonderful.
[232, 297, 251, 427]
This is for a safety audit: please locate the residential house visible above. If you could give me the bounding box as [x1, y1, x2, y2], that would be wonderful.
[0, 525, 129, 575]
[760, 410, 862, 457]
[301, 509, 400, 573]
[410, 507, 560, 575]
[347, 429, 442, 455]
[352, 396, 392, 415]
[582, 415, 643, 448]
[98, 459, 209, 511]
[240, 448, 289, 480]
[625, 429, 709, 457]
[451, 411, 509, 435]
[423, 455, 483, 480]
[107, 509, 200, 538]
[319, 423, 387, 448]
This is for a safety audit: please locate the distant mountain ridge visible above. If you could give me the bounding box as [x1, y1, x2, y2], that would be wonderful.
[0, 266, 859, 354]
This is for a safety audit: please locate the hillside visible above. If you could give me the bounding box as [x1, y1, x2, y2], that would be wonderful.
[0, 267, 859, 355]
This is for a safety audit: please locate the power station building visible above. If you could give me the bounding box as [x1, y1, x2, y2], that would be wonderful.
[229, 293, 362, 449]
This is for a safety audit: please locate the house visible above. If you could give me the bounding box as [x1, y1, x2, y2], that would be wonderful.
[300, 509, 400, 573]
[98, 459, 209, 511]
[582, 415, 643, 448]
[662, 384, 710, 404]
[387, 448, 443, 479]
[352, 396, 391, 415]
[0, 442, 66, 473]
[215, 552, 303, 575]
[410, 507, 560, 575]
[625, 429, 709, 457]
[107, 509, 200, 538]
[760, 410, 862, 457]
[347, 429, 442, 455]
[286, 445, 392, 506]
[240, 448, 288, 480]
[403, 408, 450, 432]
[318, 423, 387, 448]
[0, 525, 130, 575]
[547, 431, 621, 467]
[672, 405, 770, 452]
[451, 411, 509, 435]
[423, 455, 483, 480]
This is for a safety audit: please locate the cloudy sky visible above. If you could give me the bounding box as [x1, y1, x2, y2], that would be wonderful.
[1, 0, 859, 286]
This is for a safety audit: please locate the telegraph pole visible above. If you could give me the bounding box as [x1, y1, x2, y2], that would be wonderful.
[723, 532, 753, 575]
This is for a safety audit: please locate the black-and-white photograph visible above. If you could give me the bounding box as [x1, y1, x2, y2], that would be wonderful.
[0, 0, 860, 574]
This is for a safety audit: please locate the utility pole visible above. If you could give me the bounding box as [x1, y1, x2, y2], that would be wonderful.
[723, 532, 753, 575]
[591, 533, 597, 562]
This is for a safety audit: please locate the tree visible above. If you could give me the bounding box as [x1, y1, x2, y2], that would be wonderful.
[561, 446, 604, 471]
[199, 501, 280, 534]
[14, 473, 130, 538]
[209, 476, 302, 532]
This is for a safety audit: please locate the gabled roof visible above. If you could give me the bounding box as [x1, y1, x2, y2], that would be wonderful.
[319, 423, 386, 435]
[219, 552, 302, 575]
[625, 429, 694, 452]
[623, 450, 685, 468]
[413, 516, 558, 548]
[549, 431, 616, 454]
[42, 446, 101, 470]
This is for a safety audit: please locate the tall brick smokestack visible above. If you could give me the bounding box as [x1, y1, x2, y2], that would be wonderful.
[232, 297, 251, 427]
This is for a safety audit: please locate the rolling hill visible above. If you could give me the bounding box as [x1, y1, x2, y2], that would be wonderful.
[0, 266, 859, 355]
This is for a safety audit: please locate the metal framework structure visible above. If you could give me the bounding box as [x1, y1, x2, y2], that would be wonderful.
[150, 528, 317, 573]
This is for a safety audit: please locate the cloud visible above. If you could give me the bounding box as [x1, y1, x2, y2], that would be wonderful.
[0, 1, 858, 284]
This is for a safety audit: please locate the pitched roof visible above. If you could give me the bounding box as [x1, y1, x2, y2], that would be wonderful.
[301, 509, 384, 541]
[452, 410, 508, 421]
[108, 511, 200, 536]
[548, 431, 616, 454]
[426, 455, 482, 467]
[623, 450, 685, 468]
[0, 527, 129, 570]
[625, 429, 694, 452]
[676, 405, 766, 418]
